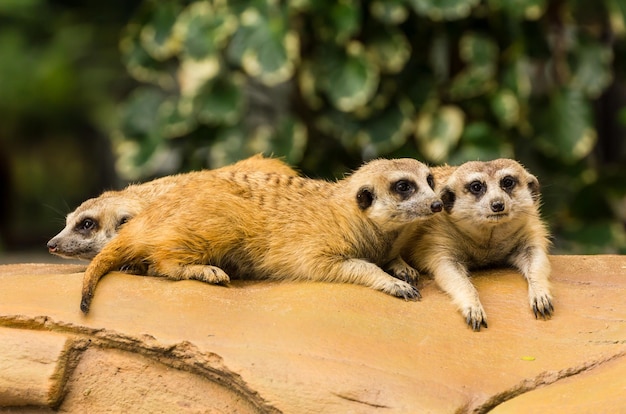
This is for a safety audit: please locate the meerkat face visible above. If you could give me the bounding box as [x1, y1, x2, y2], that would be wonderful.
[47, 195, 140, 260]
[352, 158, 443, 228]
[441, 159, 540, 225]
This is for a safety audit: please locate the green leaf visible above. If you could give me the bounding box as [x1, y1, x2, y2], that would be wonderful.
[369, 0, 409, 24]
[120, 25, 175, 89]
[157, 97, 197, 139]
[487, 0, 546, 20]
[194, 75, 244, 125]
[415, 103, 465, 162]
[174, 1, 237, 61]
[140, 1, 181, 60]
[406, 0, 480, 21]
[448, 66, 497, 100]
[228, 7, 299, 85]
[357, 100, 415, 156]
[571, 42, 613, 98]
[119, 87, 167, 139]
[330, 0, 361, 44]
[459, 32, 499, 67]
[536, 88, 597, 162]
[448, 122, 514, 164]
[366, 27, 411, 74]
[317, 44, 379, 112]
[490, 89, 520, 128]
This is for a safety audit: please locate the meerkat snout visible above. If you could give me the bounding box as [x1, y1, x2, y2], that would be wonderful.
[490, 199, 505, 212]
[430, 200, 443, 213]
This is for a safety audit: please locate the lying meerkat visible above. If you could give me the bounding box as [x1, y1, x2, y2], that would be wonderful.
[47, 155, 298, 260]
[79, 158, 444, 314]
[403, 159, 553, 331]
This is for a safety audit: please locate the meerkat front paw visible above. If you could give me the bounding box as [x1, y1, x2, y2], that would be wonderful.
[530, 290, 554, 320]
[386, 278, 422, 301]
[462, 303, 488, 331]
[385, 257, 420, 285]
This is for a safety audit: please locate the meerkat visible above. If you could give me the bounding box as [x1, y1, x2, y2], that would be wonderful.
[403, 159, 553, 331]
[47, 155, 298, 260]
[79, 158, 444, 314]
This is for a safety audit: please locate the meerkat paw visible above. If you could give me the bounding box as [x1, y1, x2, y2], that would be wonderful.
[385, 278, 422, 301]
[462, 304, 488, 332]
[186, 265, 231, 285]
[530, 290, 554, 320]
[385, 257, 420, 285]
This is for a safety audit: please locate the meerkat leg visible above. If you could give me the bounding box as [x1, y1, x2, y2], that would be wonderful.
[432, 260, 487, 331]
[510, 247, 554, 319]
[150, 260, 231, 285]
[385, 256, 420, 285]
[326, 258, 421, 300]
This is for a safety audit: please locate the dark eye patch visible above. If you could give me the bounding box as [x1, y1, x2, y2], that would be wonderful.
[427, 174, 435, 190]
[467, 181, 485, 196]
[500, 176, 518, 192]
[75, 218, 97, 234]
[391, 179, 416, 199]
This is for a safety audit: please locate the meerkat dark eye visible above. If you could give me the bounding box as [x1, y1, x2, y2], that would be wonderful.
[76, 218, 96, 232]
[116, 215, 132, 230]
[427, 174, 435, 190]
[468, 181, 484, 195]
[500, 176, 517, 190]
[392, 180, 415, 196]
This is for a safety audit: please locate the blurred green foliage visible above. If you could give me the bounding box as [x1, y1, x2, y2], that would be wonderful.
[115, 0, 626, 253]
[2, 0, 626, 254]
[0, 0, 137, 248]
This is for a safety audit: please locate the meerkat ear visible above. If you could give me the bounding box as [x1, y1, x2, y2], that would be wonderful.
[441, 187, 456, 213]
[527, 175, 541, 203]
[356, 186, 374, 210]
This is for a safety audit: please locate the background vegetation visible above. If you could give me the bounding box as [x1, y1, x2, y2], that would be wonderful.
[1, 0, 626, 255]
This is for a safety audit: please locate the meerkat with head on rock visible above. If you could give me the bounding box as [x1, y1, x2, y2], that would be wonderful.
[403, 159, 553, 331]
[79, 158, 444, 314]
[47, 154, 299, 261]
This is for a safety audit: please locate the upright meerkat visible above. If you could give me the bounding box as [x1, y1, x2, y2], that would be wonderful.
[47, 155, 298, 260]
[403, 159, 553, 331]
[79, 158, 444, 314]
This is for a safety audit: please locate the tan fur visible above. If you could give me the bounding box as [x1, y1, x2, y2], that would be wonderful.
[79, 158, 443, 313]
[48, 155, 298, 260]
[403, 159, 553, 331]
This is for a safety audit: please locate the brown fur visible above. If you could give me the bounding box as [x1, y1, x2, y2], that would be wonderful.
[403, 159, 553, 331]
[47, 155, 298, 260]
[80, 158, 443, 313]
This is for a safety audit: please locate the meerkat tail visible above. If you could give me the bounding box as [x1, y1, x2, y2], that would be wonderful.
[80, 236, 130, 314]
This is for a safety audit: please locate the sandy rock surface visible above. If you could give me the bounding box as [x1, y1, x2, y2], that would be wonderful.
[0, 256, 624, 413]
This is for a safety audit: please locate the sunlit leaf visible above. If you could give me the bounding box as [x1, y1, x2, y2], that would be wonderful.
[357, 100, 415, 156]
[448, 122, 514, 164]
[415, 103, 465, 162]
[330, 0, 361, 44]
[369, 0, 409, 24]
[366, 27, 411, 74]
[488, 0, 546, 20]
[228, 6, 299, 86]
[490, 89, 520, 128]
[120, 25, 175, 89]
[406, 0, 480, 21]
[174, 1, 237, 60]
[571, 43, 613, 98]
[140, 1, 181, 60]
[449, 66, 496, 100]
[536, 88, 597, 162]
[194, 75, 244, 125]
[459, 32, 499, 67]
[317, 43, 379, 112]
[157, 97, 197, 138]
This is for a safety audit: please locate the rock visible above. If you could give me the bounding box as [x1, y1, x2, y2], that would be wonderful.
[0, 256, 624, 413]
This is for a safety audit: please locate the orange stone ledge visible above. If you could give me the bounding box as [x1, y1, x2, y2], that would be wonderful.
[0, 256, 624, 413]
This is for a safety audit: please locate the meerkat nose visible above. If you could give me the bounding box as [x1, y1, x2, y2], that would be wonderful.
[47, 240, 58, 252]
[491, 200, 505, 212]
[430, 200, 443, 213]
